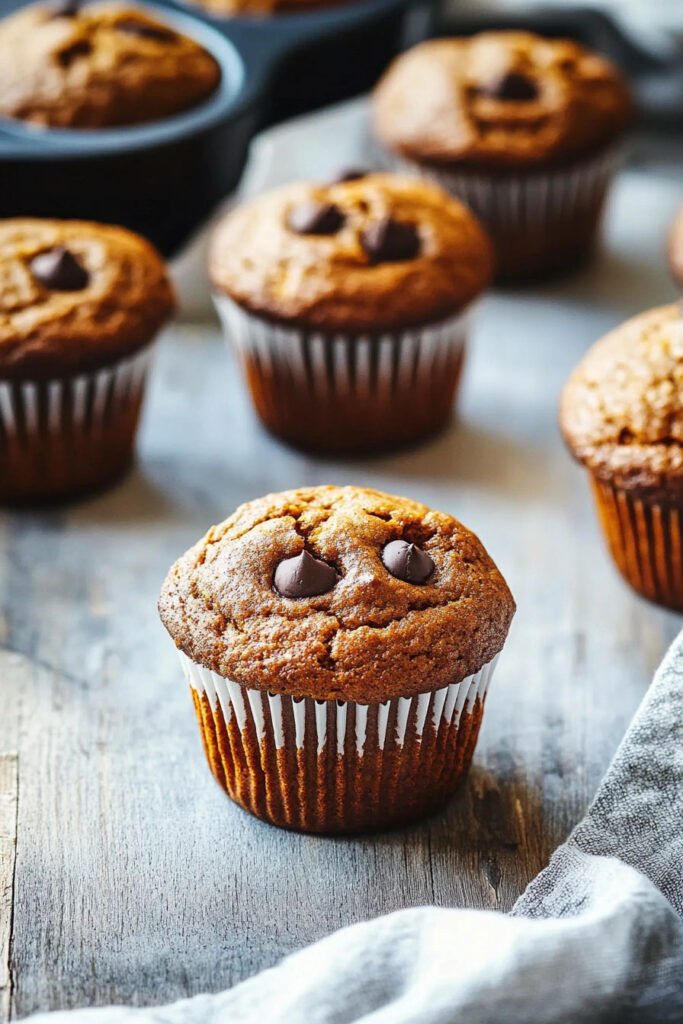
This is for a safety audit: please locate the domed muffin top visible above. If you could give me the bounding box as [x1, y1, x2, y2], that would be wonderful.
[373, 32, 632, 170]
[668, 207, 683, 287]
[158, 485, 516, 702]
[0, 2, 220, 129]
[560, 304, 683, 500]
[0, 218, 175, 378]
[209, 173, 493, 332]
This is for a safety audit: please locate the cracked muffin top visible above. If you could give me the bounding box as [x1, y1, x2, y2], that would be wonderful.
[668, 207, 683, 287]
[158, 485, 516, 702]
[373, 32, 632, 170]
[0, 2, 221, 129]
[560, 305, 683, 500]
[0, 218, 175, 378]
[209, 173, 493, 332]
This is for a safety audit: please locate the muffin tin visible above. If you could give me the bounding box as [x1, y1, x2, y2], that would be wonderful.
[0, 0, 422, 256]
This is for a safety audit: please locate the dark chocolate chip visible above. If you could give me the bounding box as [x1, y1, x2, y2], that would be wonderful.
[361, 217, 420, 264]
[331, 167, 367, 184]
[30, 247, 89, 291]
[481, 71, 538, 102]
[56, 38, 91, 67]
[274, 550, 338, 598]
[287, 201, 345, 236]
[50, 0, 81, 17]
[114, 18, 176, 41]
[382, 540, 434, 585]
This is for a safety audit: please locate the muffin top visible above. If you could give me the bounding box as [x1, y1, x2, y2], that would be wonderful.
[668, 207, 683, 287]
[209, 173, 493, 332]
[0, 218, 176, 378]
[373, 32, 632, 170]
[560, 305, 683, 500]
[0, 2, 221, 129]
[158, 485, 515, 703]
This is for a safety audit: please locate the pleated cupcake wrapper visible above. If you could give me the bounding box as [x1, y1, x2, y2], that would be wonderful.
[214, 294, 471, 402]
[0, 345, 153, 443]
[591, 477, 683, 612]
[213, 293, 471, 452]
[179, 649, 499, 832]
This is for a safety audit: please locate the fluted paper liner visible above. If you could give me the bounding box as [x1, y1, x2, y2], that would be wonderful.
[591, 477, 683, 612]
[214, 294, 472, 454]
[180, 650, 500, 833]
[386, 146, 620, 281]
[0, 344, 154, 502]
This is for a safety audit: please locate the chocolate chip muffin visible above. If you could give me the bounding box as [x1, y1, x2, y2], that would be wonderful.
[373, 32, 633, 281]
[159, 485, 515, 832]
[0, 2, 221, 129]
[667, 207, 683, 287]
[0, 218, 175, 503]
[561, 304, 683, 609]
[209, 172, 493, 454]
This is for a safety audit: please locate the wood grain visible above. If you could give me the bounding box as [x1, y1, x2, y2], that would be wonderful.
[0, 112, 681, 1016]
[0, 754, 18, 1024]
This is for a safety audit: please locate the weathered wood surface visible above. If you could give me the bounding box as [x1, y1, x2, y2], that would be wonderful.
[0, 105, 681, 1018]
[0, 754, 18, 1023]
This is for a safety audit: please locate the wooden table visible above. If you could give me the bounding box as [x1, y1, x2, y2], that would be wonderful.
[1, 104, 681, 1018]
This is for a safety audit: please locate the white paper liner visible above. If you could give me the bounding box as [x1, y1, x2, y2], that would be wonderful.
[180, 649, 499, 755]
[214, 294, 471, 402]
[0, 345, 153, 443]
[384, 146, 620, 276]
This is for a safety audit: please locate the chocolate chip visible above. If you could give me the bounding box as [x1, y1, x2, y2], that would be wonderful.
[50, 0, 81, 16]
[274, 550, 338, 598]
[361, 217, 420, 264]
[287, 202, 345, 236]
[56, 39, 91, 67]
[331, 168, 367, 184]
[30, 247, 89, 291]
[114, 18, 176, 42]
[481, 71, 538, 102]
[382, 540, 434, 584]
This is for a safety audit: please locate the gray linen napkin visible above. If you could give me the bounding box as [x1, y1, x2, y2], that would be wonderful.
[29, 633, 683, 1023]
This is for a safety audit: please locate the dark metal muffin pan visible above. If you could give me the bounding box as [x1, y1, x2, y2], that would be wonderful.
[0, 0, 424, 255]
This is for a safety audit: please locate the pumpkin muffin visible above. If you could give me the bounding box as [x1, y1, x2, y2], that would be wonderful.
[0, 2, 221, 129]
[667, 206, 683, 287]
[209, 172, 493, 454]
[159, 485, 515, 833]
[0, 217, 175, 503]
[373, 32, 633, 281]
[561, 304, 683, 610]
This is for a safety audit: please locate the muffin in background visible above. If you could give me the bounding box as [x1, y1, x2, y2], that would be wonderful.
[187, 0, 353, 13]
[158, 485, 515, 833]
[0, 3, 220, 129]
[561, 304, 683, 611]
[667, 207, 683, 287]
[0, 218, 175, 504]
[373, 32, 633, 282]
[209, 172, 493, 455]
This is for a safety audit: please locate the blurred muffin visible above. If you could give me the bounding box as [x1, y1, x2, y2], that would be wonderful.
[159, 485, 515, 833]
[561, 304, 683, 610]
[187, 0, 352, 12]
[667, 206, 683, 287]
[0, 2, 220, 129]
[209, 172, 493, 454]
[0, 218, 175, 503]
[373, 32, 633, 281]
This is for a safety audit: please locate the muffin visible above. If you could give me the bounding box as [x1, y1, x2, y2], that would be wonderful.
[0, 2, 221, 129]
[209, 173, 493, 454]
[159, 486, 515, 833]
[373, 32, 633, 281]
[561, 305, 683, 610]
[188, 0, 352, 12]
[667, 207, 683, 287]
[0, 218, 175, 504]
